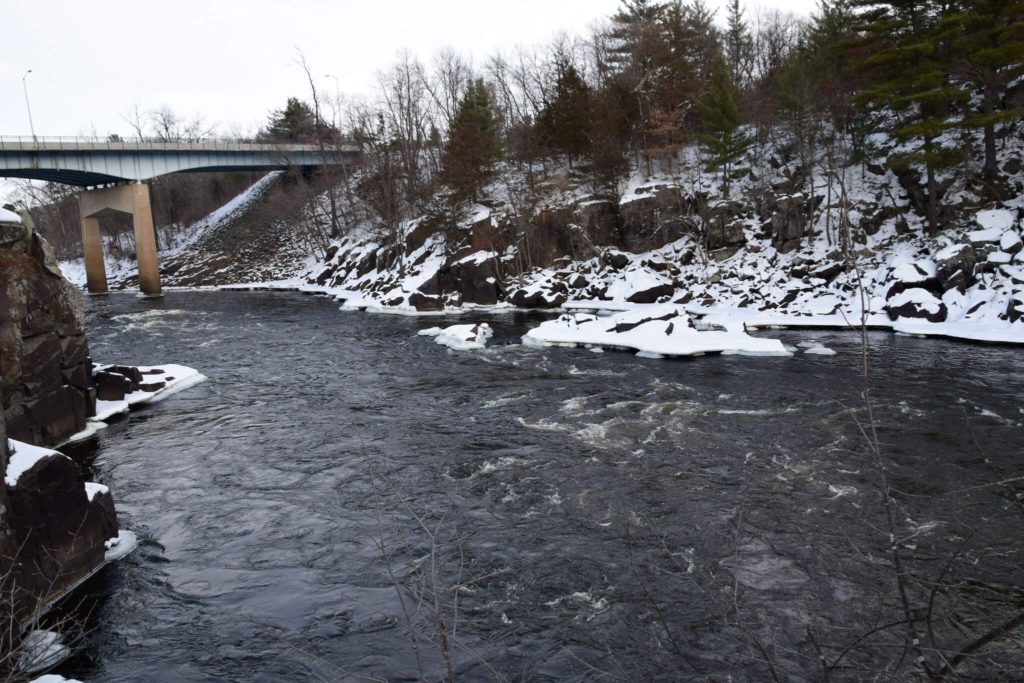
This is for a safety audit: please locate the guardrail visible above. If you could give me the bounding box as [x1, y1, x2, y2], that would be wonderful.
[0, 135, 361, 154]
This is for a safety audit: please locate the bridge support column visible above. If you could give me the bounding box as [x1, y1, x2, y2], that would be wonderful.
[79, 183, 162, 297]
[81, 215, 107, 294]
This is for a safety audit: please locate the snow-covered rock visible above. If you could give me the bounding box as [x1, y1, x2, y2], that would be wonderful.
[418, 323, 493, 350]
[5, 441, 68, 487]
[1000, 231, 1022, 255]
[0, 206, 22, 224]
[975, 209, 1016, 232]
[886, 288, 948, 323]
[523, 306, 791, 357]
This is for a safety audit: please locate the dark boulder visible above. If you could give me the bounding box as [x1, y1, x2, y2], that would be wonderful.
[6, 446, 117, 620]
[626, 283, 675, 304]
[94, 371, 133, 402]
[935, 244, 976, 293]
[509, 287, 567, 309]
[770, 196, 805, 253]
[408, 292, 443, 312]
[885, 288, 948, 323]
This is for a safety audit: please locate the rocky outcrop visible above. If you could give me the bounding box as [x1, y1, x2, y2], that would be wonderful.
[5, 442, 118, 621]
[769, 195, 806, 254]
[1, 214, 96, 446]
[0, 213, 122, 644]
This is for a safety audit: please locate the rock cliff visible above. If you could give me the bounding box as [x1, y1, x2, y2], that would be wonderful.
[0, 211, 96, 446]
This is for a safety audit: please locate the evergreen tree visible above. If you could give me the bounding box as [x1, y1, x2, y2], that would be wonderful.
[700, 65, 750, 198]
[263, 98, 319, 142]
[725, 0, 753, 86]
[850, 0, 967, 235]
[539, 58, 592, 167]
[943, 0, 1024, 185]
[442, 79, 503, 199]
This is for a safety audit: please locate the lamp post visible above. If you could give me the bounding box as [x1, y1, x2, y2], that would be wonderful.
[22, 69, 37, 142]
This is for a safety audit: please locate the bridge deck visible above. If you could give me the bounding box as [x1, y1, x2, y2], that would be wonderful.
[0, 136, 360, 186]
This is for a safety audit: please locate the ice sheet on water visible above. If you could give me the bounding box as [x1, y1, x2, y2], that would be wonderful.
[418, 323, 493, 350]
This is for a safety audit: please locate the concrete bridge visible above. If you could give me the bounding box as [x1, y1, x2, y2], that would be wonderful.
[0, 136, 360, 296]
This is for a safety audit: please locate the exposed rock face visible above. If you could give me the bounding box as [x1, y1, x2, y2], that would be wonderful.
[1, 217, 96, 446]
[935, 243, 976, 293]
[770, 195, 806, 254]
[0, 216, 120, 634]
[5, 443, 118, 620]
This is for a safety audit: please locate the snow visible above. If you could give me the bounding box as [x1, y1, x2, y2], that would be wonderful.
[605, 268, 673, 302]
[5, 440, 68, 487]
[0, 206, 22, 224]
[57, 420, 107, 447]
[987, 250, 1013, 265]
[523, 306, 791, 357]
[890, 260, 936, 284]
[93, 364, 208, 406]
[1000, 231, 1022, 253]
[104, 529, 138, 563]
[892, 319, 1024, 344]
[84, 482, 109, 501]
[93, 399, 130, 421]
[975, 209, 1016, 232]
[803, 345, 837, 356]
[969, 227, 1003, 244]
[30, 677, 82, 683]
[887, 288, 944, 315]
[19, 630, 70, 674]
[418, 323, 493, 350]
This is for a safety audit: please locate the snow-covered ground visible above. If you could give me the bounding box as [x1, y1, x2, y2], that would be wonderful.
[54, 126, 1024, 348]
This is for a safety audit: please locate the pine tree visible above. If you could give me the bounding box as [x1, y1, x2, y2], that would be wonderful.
[263, 98, 319, 142]
[725, 0, 753, 86]
[442, 79, 503, 199]
[850, 0, 967, 235]
[700, 65, 750, 198]
[943, 0, 1024, 185]
[539, 58, 592, 168]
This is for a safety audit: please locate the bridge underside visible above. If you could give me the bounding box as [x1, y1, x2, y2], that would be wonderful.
[0, 140, 360, 296]
[1, 165, 333, 187]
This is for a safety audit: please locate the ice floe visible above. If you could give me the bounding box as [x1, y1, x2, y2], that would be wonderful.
[522, 306, 791, 358]
[418, 323, 493, 350]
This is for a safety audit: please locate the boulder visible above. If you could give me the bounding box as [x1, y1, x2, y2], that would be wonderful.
[509, 287, 567, 309]
[886, 260, 941, 299]
[444, 256, 503, 306]
[1000, 231, 1022, 255]
[5, 445, 118, 621]
[408, 292, 443, 312]
[627, 283, 675, 304]
[885, 288, 948, 323]
[934, 243, 976, 293]
[1007, 290, 1024, 323]
[770, 195, 805, 253]
[94, 371, 132, 402]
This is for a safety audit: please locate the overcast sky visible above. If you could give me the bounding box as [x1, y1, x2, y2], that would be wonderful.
[3, 0, 815, 141]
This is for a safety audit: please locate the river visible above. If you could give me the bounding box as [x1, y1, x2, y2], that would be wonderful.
[53, 290, 1024, 681]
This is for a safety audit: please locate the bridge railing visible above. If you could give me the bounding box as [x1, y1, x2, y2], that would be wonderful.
[0, 135, 361, 154]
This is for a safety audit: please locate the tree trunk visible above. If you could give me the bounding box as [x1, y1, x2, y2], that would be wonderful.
[925, 138, 939, 237]
[982, 84, 998, 184]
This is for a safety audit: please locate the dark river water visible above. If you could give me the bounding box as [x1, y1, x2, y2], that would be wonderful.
[52, 291, 1024, 681]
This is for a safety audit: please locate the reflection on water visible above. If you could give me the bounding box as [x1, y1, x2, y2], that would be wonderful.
[50, 291, 1024, 681]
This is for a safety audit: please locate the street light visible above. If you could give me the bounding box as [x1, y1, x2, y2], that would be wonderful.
[22, 69, 36, 142]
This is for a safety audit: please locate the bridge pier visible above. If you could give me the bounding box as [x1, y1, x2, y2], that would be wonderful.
[79, 183, 162, 297]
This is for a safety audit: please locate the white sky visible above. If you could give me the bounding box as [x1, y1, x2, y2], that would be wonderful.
[2, 0, 815, 140]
